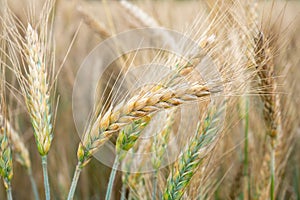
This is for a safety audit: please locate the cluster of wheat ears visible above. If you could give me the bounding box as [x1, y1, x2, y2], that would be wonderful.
[0, 0, 299, 199]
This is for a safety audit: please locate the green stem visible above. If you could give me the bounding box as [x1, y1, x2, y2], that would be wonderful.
[121, 183, 126, 200]
[105, 155, 119, 200]
[152, 171, 158, 200]
[41, 155, 50, 200]
[6, 181, 13, 200]
[243, 97, 250, 199]
[67, 162, 82, 200]
[28, 169, 40, 200]
[270, 148, 275, 200]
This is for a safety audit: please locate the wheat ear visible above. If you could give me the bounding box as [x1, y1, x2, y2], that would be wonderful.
[0, 112, 13, 200]
[77, 82, 211, 167]
[163, 104, 224, 200]
[151, 109, 176, 199]
[105, 116, 150, 200]
[23, 24, 53, 200]
[67, 82, 212, 200]
[6, 122, 40, 200]
[254, 31, 282, 200]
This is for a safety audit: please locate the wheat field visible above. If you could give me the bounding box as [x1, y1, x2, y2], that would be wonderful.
[0, 0, 299, 200]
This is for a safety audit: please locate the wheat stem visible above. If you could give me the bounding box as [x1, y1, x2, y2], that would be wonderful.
[152, 171, 158, 200]
[5, 180, 12, 200]
[270, 148, 275, 200]
[121, 183, 126, 200]
[244, 97, 250, 199]
[28, 169, 40, 200]
[41, 155, 50, 200]
[67, 162, 82, 200]
[105, 155, 120, 200]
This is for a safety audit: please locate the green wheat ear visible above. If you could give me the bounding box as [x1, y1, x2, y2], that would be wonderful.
[163, 104, 224, 200]
[0, 118, 13, 190]
[116, 116, 151, 161]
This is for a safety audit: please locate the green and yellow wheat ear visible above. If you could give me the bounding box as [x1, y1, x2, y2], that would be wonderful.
[24, 24, 53, 156]
[0, 115, 13, 193]
[163, 104, 224, 200]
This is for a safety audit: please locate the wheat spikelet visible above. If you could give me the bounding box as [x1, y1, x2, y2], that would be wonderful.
[163, 104, 224, 200]
[77, 82, 212, 167]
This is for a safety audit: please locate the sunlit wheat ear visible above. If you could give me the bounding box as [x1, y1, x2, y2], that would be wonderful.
[24, 24, 53, 156]
[77, 82, 212, 167]
[163, 104, 224, 200]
